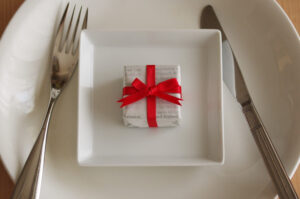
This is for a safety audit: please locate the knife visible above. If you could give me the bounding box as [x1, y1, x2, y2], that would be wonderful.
[201, 5, 299, 199]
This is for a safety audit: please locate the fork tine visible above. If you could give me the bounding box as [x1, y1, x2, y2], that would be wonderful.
[63, 5, 76, 52]
[69, 6, 82, 50]
[72, 6, 83, 41]
[82, 9, 88, 30]
[54, 3, 69, 52]
[72, 8, 88, 55]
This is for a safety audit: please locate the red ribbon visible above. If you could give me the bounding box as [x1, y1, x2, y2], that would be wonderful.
[118, 65, 182, 127]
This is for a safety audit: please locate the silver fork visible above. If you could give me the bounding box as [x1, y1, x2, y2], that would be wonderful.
[10, 3, 88, 199]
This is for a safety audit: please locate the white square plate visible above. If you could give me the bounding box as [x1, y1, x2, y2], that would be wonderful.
[78, 30, 223, 166]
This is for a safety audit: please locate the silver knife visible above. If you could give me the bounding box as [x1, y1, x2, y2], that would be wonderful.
[201, 5, 299, 199]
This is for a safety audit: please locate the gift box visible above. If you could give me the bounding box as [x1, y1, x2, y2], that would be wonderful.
[118, 65, 182, 128]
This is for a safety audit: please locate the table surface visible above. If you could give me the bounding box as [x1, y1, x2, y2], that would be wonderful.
[0, 0, 299, 198]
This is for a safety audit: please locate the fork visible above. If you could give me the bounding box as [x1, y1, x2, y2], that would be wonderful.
[10, 3, 88, 199]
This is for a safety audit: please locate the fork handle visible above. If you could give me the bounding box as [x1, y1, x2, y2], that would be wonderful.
[242, 100, 299, 199]
[10, 96, 56, 199]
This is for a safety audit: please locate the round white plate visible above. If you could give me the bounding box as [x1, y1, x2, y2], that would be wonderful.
[0, 0, 300, 198]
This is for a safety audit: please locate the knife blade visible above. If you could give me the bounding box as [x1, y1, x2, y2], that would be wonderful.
[201, 5, 299, 199]
[200, 5, 236, 96]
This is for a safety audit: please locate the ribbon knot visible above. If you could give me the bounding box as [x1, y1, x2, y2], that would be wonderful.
[118, 65, 182, 127]
[147, 86, 157, 96]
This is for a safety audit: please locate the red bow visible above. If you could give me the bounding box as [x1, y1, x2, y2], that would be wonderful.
[118, 65, 182, 127]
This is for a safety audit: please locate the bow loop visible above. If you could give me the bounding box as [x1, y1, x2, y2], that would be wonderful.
[132, 78, 147, 90]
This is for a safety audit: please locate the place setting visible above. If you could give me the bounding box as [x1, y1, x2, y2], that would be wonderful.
[0, 0, 299, 198]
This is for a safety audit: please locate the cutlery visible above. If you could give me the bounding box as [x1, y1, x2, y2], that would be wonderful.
[10, 3, 88, 199]
[201, 5, 299, 199]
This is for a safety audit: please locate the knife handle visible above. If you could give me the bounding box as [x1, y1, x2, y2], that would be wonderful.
[242, 100, 299, 199]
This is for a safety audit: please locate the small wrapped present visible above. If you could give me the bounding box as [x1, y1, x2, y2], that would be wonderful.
[118, 65, 182, 128]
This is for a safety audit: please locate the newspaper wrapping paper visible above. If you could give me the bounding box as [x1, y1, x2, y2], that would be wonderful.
[122, 65, 182, 127]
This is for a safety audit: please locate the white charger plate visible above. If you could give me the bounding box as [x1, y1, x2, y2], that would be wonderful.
[78, 30, 223, 166]
[0, 0, 300, 198]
